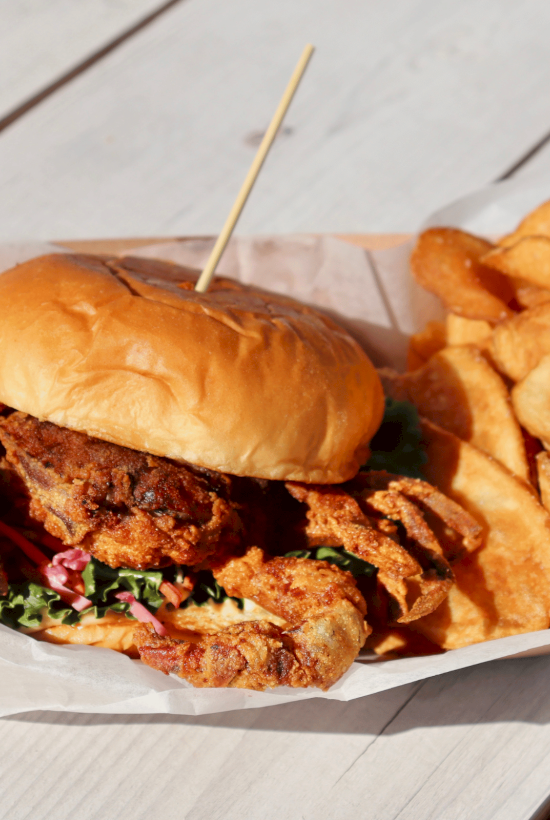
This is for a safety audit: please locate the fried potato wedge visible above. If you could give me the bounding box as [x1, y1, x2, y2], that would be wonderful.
[490, 302, 550, 381]
[406, 320, 446, 371]
[414, 420, 550, 649]
[537, 451, 550, 513]
[512, 354, 550, 449]
[483, 236, 550, 290]
[445, 314, 492, 348]
[410, 228, 514, 323]
[499, 200, 550, 247]
[380, 347, 529, 481]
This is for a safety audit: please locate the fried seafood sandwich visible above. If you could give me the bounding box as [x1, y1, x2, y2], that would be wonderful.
[0, 253, 480, 690]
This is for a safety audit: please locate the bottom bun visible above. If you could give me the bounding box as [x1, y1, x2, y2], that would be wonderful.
[23, 611, 141, 657]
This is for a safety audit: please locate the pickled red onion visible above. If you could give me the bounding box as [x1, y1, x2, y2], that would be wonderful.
[115, 592, 167, 636]
[42, 565, 92, 612]
[52, 548, 91, 571]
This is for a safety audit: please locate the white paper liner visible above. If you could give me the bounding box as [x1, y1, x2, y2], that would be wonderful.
[1, 174, 550, 716]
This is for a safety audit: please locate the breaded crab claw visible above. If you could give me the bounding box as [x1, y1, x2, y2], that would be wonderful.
[134, 546, 369, 691]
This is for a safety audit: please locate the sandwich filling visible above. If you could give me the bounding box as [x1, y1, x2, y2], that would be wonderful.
[0, 401, 482, 689]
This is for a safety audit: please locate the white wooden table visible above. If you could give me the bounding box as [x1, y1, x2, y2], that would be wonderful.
[2, 2, 550, 818]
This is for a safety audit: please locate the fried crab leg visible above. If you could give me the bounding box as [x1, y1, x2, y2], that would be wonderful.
[134, 546, 369, 690]
[286, 472, 482, 624]
[350, 472, 483, 554]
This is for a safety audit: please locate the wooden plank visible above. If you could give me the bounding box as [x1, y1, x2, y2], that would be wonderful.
[161, 658, 550, 820]
[0, 682, 421, 820]
[1, 0, 550, 240]
[316, 658, 550, 820]
[0, 0, 171, 121]
[2, 657, 550, 819]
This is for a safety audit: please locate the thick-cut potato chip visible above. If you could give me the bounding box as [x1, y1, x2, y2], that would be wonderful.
[482, 236, 550, 290]
[406, 320, 446, 371]
[410, 228, 515, 323]
[414, 420, 550, 649]
[512, 354, 550, 449]
[445, 313, 492, 347]
[536, 451, 550, 513]
[381, 346, 529, 482]
[490, 302, 550, 381]
[499, 199, 550, 247]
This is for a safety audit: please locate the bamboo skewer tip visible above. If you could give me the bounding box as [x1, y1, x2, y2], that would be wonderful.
[194, 44, 315, 294]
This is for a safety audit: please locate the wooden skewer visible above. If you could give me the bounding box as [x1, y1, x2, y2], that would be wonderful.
[194, 43, 315, 293]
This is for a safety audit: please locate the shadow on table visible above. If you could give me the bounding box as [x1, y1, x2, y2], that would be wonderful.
[5, 654, 550, 736]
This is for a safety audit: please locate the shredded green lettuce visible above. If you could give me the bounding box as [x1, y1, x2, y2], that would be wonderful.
[80, 558, 164, 619]
[0, 556, 245, 631]
[0, 583, 77, 628]
[365, 397, 427, 478]
[0, 557, 165, 629]
[285, 546, 376, 577]
[183, 570, 244, 610]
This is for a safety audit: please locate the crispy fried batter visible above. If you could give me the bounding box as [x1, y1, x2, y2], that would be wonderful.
[134, 546, 369, 690]
[0, 412, 242, 569]
[286, 473, 482, 624]
[350, 472, 483, 555]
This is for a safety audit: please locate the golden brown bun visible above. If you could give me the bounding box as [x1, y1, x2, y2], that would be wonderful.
[0, 253, 383, 482]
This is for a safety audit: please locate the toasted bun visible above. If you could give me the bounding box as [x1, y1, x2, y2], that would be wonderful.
[0, 253, 383, 482]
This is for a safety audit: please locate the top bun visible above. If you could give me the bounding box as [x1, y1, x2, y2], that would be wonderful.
[0, 253, 383, 483]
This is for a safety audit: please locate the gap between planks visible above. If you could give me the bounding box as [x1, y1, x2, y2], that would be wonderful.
[0, 0, 188, 136]
[498, 128, 550, 180]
